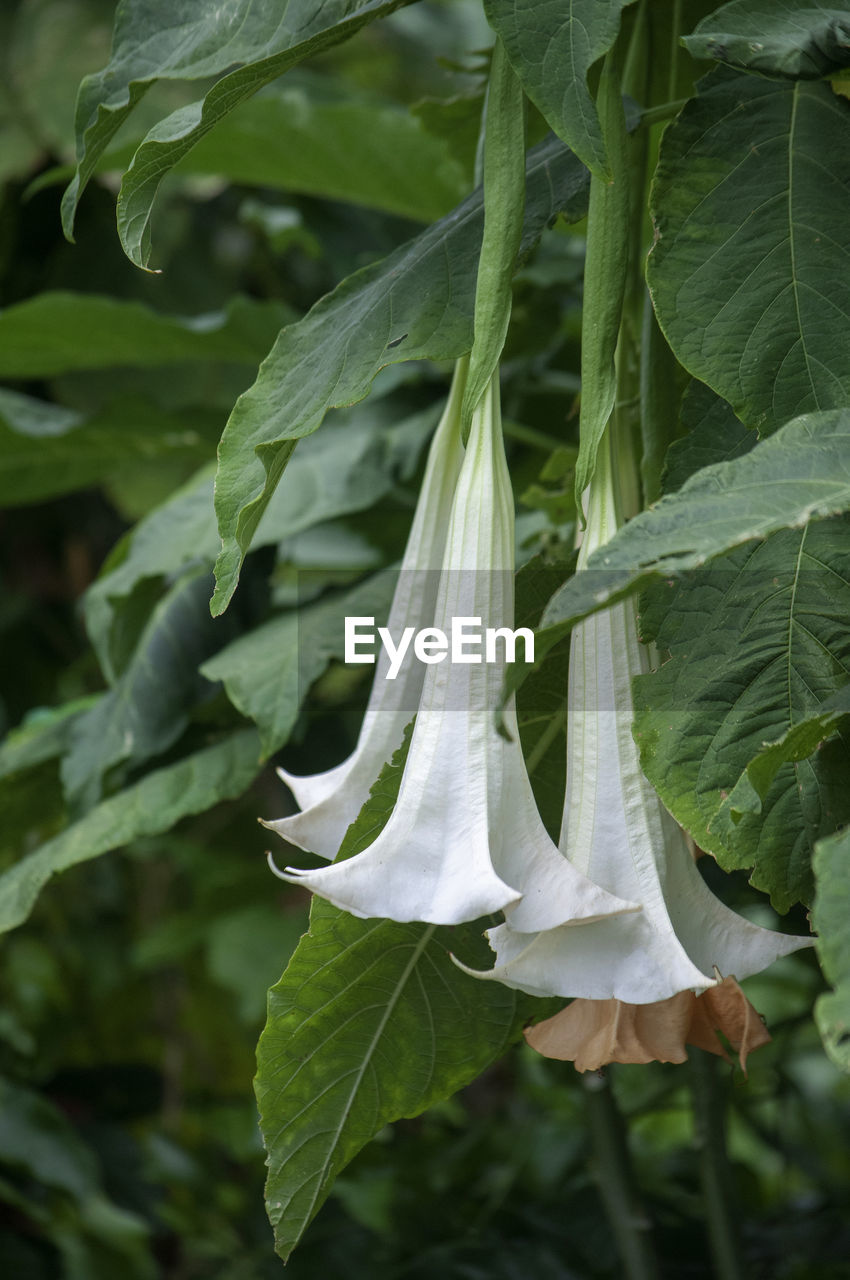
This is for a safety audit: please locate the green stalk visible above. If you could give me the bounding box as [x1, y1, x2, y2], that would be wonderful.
[461, 37, 526, 441]
[690, 1049, 747, 1280]
[573, 45, 631, 514]
[583, 1072, 660, 1280]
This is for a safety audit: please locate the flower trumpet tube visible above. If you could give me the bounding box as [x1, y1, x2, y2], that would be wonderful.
[270, 374, 638, 927]
[461, 430, 812, 1001]
[261, 359, 469, 861]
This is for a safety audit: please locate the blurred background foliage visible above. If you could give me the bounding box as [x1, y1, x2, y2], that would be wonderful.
[0, 0, 848, 1276]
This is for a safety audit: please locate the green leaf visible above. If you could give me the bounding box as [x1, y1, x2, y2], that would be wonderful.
[201, 571, 397, 758]
[0, 388, 214, 506]
[483, 0, 633, 176]
[0, 699, 100, 853]
[717, 684, 850, 822]
[255, 728, 547, 1261]
[62, 570, 224, 810]
[685, 2, 850, 78]
[813, 826, 850, 1071]
[0, 698, 99, 781]
[535, 408, 850, 648]
[62, 0, 415, 247]
[85, 399, 435, 679]
[661, 380, 753, 496]
[0, 729, 263, 936]
[175, 81, 467, 222]
[211, 133, 591, 614]
[0, 1078, 154, 1276]
[0, 293, 289, 378]
[633, 520, 850, 911]
[647, 69, 850, 434]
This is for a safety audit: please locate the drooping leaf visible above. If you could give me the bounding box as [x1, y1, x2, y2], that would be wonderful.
[531, 409, 850, 655]
[212, 133, 591, 614]
[0, 698, 100, 853]
[255, 727, 548, 1261]
[647, 69, 850, 434]
[716, 684, 850, 823]
[201, 571, 397, 758]
[0, 388, 215, 506]
[85, 400, 435, 679]
[633, 520, 850, 911]
[62, 570, 224, 810]
[0, 729, 263, 936]
[483, 0, 633, 176]
[685, 2, 850, 78]
[0, 698, 100, 781]
[0, 293, 290, 378]
[174, 81, 467, 222]
[62, 0, 416, 247]
[813, 826, 850, 1071]
[661, 380, 753, 496]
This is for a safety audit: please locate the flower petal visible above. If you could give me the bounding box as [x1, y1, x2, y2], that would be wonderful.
[262, 359, 468, 860]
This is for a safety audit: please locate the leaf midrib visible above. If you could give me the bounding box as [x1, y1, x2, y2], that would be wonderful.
[290, 923, 436, 1239]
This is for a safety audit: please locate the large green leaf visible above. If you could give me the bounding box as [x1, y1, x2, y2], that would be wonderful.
[530, 408, 850, 657]
[62, 0, 415, 257]
[661, 380, 753, 496]
[685, 2, 850, 78]
[0, 729, 263, 936]
[483, 0, 633, 176]
[62, 570, 223, 810]
[174, 81, 467, 223]
[201, 571, 397, 758]
[647, 69, 850, 434]
[0, 388, 214, 506]
[716, 684, 850, 824]
[633, 520, 850, 911]
[85, 400, 435, 679]
[255, 729, 546, 1262]
[0, 293, 289, 378]
[211, 133, 591, 614]
[813, 826, 850, 1071]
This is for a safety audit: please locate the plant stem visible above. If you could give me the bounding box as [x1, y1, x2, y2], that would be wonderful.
[690, 1049, 746, 1280]
[583, 1071, 659, 1280]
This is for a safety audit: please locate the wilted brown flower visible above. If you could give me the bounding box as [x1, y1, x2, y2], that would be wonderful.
[524, 976, 771, 1073]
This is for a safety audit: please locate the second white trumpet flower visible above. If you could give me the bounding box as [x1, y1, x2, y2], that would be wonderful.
[462, 431, 812, 1001]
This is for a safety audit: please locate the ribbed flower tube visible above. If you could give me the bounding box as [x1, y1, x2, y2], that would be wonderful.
[463, 430, 812, 1001]
[261, 359, 469, 861]
[271, 375, 637, 928]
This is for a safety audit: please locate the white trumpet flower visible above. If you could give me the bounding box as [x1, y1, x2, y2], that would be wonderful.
[270, 374, 637, 928]
[262, 360, 469, 861]
[462, 432, 812, 1001]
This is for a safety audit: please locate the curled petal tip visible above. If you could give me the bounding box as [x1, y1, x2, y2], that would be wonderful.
[266, 850, 291, 882]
